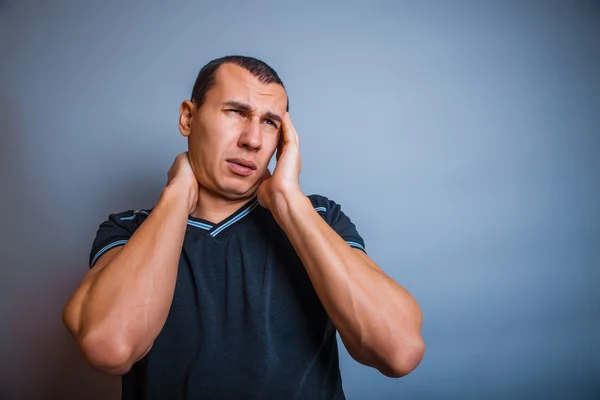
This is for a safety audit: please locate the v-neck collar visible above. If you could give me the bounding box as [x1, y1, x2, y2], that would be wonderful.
[186, 196, 260, 237]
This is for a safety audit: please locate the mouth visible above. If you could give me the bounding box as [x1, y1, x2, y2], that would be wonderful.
[226, 158, 257, 177]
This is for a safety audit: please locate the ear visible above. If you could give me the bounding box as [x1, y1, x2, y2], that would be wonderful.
[179, 100, 196, 137]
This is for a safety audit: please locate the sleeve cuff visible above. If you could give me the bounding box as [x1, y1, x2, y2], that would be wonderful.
[90, 240, 128, 268]
[346, 241, 366, 253]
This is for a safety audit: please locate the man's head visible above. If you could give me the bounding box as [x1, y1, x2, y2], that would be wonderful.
[178, 56, 289, 201]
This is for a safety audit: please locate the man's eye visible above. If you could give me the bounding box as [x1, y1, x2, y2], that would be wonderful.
[227, 109, 244, 116]
[263, 119, 277, 127]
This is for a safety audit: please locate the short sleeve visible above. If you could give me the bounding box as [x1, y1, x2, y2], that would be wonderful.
[309, 195, 366, 253]
[88, 209, 150, 268]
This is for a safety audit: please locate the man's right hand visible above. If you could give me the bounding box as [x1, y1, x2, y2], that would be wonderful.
[165, 152, 199, 215]
[63, 152, 199, 376]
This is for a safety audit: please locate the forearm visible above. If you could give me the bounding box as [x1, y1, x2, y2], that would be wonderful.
[271, 192, 424, 376]
[75, 184, 190, 368]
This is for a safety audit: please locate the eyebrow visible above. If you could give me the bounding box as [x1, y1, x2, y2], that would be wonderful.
[223, 101, 282, 124]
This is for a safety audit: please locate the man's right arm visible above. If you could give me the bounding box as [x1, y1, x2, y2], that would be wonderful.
[62, 155, 198, 376]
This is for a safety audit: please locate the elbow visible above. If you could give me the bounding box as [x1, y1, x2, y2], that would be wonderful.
[61, 303, 79, 339]
[78, 331, 134, 376]
[379, 336, 426, 378]
[61, 304, 133, 376]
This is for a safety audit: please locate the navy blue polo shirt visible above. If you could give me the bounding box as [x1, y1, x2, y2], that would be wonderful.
[89, 194, 366, 400]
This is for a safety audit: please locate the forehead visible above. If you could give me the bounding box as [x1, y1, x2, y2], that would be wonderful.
[208, 63, 288, 112]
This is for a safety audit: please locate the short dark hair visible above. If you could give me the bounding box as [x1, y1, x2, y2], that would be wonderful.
[190, 55, 289, 111]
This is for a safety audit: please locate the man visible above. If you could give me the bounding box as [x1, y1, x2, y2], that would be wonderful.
[62, 55, 425, 399]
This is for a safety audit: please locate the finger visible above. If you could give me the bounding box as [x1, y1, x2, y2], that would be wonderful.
[281, 112, 299, 147]
[275, 131, 284, 162]
[290, 114, 300, 146]
[286, 113, 299, 146]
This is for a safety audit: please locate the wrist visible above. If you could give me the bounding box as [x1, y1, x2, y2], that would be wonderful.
[270, 188, 310, 226]
[160, 181, 196, 215]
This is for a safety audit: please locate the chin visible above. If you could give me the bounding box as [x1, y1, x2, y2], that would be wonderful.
[217, 180, 259, 200]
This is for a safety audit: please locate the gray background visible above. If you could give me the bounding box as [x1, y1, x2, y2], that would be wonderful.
[1, 1, 598, 399]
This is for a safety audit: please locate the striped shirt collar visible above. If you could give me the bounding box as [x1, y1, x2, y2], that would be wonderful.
[187, 196, 260, 237]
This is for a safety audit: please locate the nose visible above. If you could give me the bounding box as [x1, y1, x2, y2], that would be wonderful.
[238, 117, 262, 151]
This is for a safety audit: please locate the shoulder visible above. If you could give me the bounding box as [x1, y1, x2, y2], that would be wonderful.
[305, 193, 349, 223]
[306, 193, 336, 210]
[94, 207, 154, 235]
[110, 208, 152, 220]
[306, 193, 366, 252]
[89, 208, 153, 268]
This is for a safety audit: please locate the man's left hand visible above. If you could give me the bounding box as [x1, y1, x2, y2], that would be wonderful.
[257, 112, 302, 211]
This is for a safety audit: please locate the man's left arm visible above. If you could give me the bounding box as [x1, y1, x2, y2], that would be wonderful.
[257, 112, 425, 378]
[272, 193, 425, 378]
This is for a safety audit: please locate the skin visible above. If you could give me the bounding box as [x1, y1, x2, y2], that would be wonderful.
[180, 63, 287, 223]
[62, 63, 425, 378]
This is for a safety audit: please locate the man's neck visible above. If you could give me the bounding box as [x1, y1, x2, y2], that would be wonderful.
[190, 188, 255, 225]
